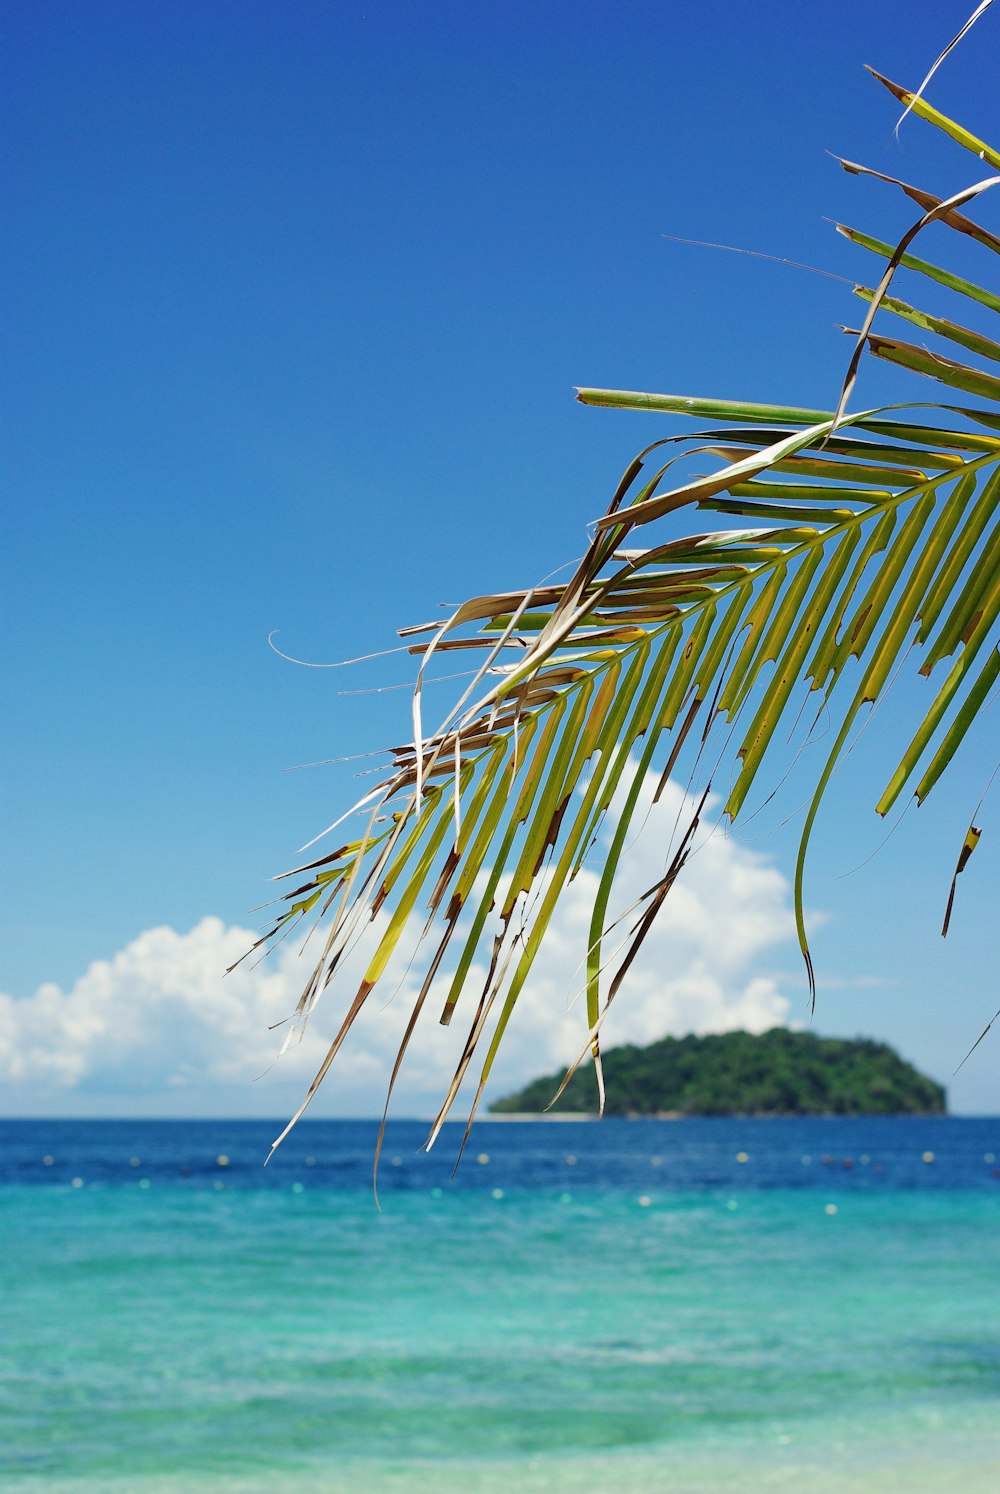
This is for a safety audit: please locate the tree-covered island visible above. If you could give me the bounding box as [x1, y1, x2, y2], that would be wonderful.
[491, 1029, 947, 1117]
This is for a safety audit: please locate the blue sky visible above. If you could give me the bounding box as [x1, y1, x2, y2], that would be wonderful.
[3, 0, 998, 1117]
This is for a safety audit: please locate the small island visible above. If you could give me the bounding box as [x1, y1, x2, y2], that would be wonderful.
[491, 1028, 947, 1117]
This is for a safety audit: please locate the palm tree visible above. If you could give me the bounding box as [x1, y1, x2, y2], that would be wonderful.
[240, 62, 999, 1163]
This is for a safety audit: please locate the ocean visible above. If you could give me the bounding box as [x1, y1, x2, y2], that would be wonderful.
[2, 1116, 998, 1492]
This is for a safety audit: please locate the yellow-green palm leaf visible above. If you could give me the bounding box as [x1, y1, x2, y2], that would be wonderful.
[243, 68, 1000, 1161]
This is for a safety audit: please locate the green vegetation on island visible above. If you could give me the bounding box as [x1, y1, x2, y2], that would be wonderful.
[491, 1029, 947, 1117]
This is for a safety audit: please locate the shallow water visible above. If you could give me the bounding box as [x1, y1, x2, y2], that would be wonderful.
[3, 1117, 999, 1491]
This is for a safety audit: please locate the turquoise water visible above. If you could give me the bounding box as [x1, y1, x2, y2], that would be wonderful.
[3, 1118, 999, 1492]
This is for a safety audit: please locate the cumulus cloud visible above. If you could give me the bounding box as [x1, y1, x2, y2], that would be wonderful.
[1, 776, 802, 1116]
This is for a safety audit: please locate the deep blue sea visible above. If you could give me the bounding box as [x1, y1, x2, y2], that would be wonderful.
[3, 1116, 999, 1492]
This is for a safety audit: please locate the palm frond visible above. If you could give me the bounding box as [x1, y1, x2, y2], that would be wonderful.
[245, 71, 1000, 1160]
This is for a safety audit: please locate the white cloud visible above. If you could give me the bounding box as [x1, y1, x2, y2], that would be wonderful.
[0, 776, 801, 1116]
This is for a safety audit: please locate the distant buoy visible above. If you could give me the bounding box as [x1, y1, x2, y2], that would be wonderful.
[130, 1157, 140, 1168]
[216, 1154, 229, 1168]
[922, 1151, 934, 1164]
[71, 1177, 84, 1189]
[43, 1155, 54, 1167]
[736, 1151, 749, 1164]
[650, 1155, 662, 1167]
[391, 1156, 402, 1168]
[824, 1203, 838, 1216]
[565, 1155, 577, 1166]
[638, 1194, 652, 1207]
[491, 1187, 504, 1200]
[476, 1152, 490, 1165]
